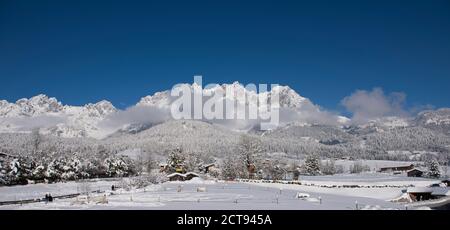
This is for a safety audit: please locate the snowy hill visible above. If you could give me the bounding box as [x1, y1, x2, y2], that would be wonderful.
[415, 109, 450, 135]
[105, 120, 241, 158]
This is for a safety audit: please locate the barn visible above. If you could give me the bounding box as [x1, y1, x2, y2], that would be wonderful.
[406, 187, 450, 201]
[406, 187, 433, 201]
[184, 172, 199, 180]
[407, 169, 424, 177]
[166, 172, 200, 181]
[202, 163, 216, 173]
[379, 164, 414, 173]
[167, 173, 186, 181]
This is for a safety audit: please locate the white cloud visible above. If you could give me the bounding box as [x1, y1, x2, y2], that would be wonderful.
[0, 115, 67, 131]
[341, 88, 408, 124]
[99, 105, 171, 131]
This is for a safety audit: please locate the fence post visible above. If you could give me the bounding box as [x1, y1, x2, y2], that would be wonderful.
[319, 196, 322, 204]
[355, 200, 358, 210]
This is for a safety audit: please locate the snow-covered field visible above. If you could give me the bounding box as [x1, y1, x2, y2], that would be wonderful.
[247, 174, 439, 201]
[0, 174, 439, 210]
[300, 173, 440, 187]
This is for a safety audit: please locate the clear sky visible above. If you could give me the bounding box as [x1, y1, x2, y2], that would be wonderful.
[1, 0, 449, 110]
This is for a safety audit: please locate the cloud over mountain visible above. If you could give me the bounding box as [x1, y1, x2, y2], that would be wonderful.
[1, 84, 447, 139]
[341, 88, 408, 124]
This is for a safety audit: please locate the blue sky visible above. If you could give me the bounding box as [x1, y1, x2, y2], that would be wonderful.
[0, 0, 449, 111]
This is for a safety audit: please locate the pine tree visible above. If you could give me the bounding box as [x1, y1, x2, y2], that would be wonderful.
[304, 154, 320, 176]
[166, 147, 186, 173]
[427, 160, 441, 178]
[104, 156, 131, 177]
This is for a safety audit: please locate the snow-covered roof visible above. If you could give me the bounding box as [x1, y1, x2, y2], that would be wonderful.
[166, 173, 186, 178]
[431, 187, 450, 196]
[407, 169, 424, 173]
[185, 172, 200, 176]
[380, 164, 414, 169]
[407, 187, 433, 193]
[167, 172, 200, 178]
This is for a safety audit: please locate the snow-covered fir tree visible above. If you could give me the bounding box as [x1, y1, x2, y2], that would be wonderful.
[427, 160, 441, 178]
[104, 156, 133, 177]
[303, 154, 321, 176]
[166, 147, 184, 173]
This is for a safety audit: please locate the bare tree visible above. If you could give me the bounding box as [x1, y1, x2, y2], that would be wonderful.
[31, 128, 42, 153]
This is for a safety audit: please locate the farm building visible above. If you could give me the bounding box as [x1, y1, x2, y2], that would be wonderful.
[406, 187, 434, 201]
[184, 172, 199, 180]
[166, 172, 199, 181]
[406, 187, 450, 201]
[407, 169, 424, 177]
[202, 163, 216, 173]
[167, 173, 186, 181]
[379, 164, 414, 173]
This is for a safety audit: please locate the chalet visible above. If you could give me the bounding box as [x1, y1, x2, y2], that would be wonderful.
[407, 169, 424, 177]
[184, 172, 199, 180]
[406, 187, 450, 201]
[379, 164, 414, 173]
[202, 163, 216, 173]
[166, 172, 200, 181]
[406, 187, 433, 201]
[167, 173, 186, 181]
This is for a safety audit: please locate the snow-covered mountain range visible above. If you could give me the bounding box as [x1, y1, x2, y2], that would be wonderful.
[0, 83, 449, 139]
[0, 95, 117, 138]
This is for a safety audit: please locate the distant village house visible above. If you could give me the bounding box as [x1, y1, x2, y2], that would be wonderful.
[379, 164, 414, 173]
[167, 172, 199, 181]
[202, 163, 216, 173]
[407, 169, 424, 177]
